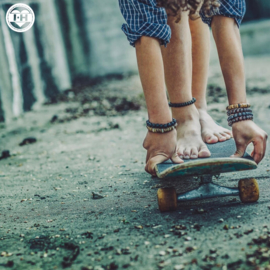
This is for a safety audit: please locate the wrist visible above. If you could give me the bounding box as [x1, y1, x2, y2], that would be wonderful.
[148, 108, 172, 124]
[228, 99, 247, 106]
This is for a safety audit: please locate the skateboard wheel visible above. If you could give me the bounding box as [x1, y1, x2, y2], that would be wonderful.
[238, 178, 259, 203]
[157, 188, 177, 212]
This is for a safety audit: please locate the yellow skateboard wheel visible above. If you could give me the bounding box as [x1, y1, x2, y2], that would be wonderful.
[157, 187, 177, 212]
[238, 178, 259, 203]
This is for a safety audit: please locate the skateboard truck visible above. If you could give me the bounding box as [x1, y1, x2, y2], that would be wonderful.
[176, 174, 239, 202]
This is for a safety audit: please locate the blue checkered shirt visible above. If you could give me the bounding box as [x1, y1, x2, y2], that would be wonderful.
[119, 0, 246, 47]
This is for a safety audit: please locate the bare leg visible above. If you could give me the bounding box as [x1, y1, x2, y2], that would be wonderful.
[161, 12, 210, 159]
[135, 36, 182, 175]
[189, 18, 232, 143]
[136, 37, 171, 124]
[211, 16, 246, 104]
[211, 16, 267, 164]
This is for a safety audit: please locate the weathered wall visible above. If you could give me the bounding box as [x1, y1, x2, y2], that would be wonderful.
[0, 0, 136, 123]
[245, 0, 270, 21]
[0, 0, 72, 123]
[0, 0, 269, 123]
[82, 0, 136, 78]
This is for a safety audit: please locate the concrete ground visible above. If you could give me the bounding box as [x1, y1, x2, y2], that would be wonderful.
[0, 55, 270, 270]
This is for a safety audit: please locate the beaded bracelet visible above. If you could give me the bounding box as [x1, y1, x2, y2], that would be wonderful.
[226, 103, 250, 110]
[146, 125, 177, 133]
[228, 115, 253, 127]
[169, 97, 196, 108]
[227, 108, 252, 116]
[146, 118, 176, 129]
[227, 112, 253, 122]
[146, 118, 177, 133]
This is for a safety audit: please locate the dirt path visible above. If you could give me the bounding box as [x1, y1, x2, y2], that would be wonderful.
[0, 56, 270, 270]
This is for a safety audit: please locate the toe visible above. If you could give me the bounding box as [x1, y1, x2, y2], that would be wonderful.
[224, 130, 233, 137]
[198, 144, 211, 158]
[190, 147, 198, 159]
[177, 147, 184, 159]
[221, 132, 231, 140]
[203, 132, 218, 144]
[183, 148, 191, 159]
[214, 132, 227, 142]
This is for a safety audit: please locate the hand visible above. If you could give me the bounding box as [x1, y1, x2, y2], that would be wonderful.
[143, 130, 183, 176]
[231, 120, 268, 164]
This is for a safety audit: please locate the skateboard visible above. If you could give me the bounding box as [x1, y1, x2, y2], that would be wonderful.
[155, 139, 259, 212]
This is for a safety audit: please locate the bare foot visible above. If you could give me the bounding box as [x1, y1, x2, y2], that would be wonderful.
[198, 109, 232, 144]
[172, 105, 211, 159]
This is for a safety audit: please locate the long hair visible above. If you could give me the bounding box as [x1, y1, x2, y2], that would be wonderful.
[157, 0, 220, 22]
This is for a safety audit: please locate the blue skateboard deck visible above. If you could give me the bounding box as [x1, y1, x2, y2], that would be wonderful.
[155, 139, 257, 179]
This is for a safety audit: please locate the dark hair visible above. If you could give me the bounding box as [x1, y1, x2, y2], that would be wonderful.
[157, 0, 220, 22]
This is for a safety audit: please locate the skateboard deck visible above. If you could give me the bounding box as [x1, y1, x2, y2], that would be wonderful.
[156, 139, 257, 179]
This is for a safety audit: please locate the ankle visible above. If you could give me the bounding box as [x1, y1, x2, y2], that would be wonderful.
[195, 101, 208, 111]
[172, 104, 199, 121]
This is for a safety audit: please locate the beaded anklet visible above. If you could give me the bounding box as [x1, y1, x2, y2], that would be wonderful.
[146, 119, 177, 133]
[169, 97, 196, 108]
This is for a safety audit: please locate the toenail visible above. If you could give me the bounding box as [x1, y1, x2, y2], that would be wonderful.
[184, 155, 190, 159]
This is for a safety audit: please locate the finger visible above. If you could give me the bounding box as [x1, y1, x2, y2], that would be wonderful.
[145, 151, 150, 164]
[253, 137, 267, 164]
[231, 140, 246, 158]
[145, 155, 169, 176]
[171, 153, 184, 164]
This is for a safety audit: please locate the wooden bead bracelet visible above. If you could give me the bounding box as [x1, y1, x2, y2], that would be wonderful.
[146, 118, 177, 133]
[226, 103, 253, 127]
[226, 103, 250, 110]
[146, 125, 177, 133]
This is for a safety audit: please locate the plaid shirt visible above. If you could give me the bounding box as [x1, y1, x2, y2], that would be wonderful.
[118, 0, 171, 47]
[119, 0, 246, 47]
[201, 0, 246, 27]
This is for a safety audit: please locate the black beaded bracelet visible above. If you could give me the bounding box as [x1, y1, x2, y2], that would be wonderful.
[227, 108, 252, 116]
[227, 112, 253, 122]
[169, 97, 196, 108]
[146, 118, 177, 129]
[228, 115, 253, 127]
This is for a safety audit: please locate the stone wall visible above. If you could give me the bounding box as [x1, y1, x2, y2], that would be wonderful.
[0, 0, 71, 123]
[0, 0, 269, 123]
[245, 0, 270, 21]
